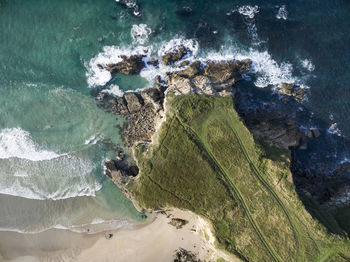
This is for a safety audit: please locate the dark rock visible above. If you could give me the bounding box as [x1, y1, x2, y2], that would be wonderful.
[104, 159, 139, 185]
[169, 218, 188, 229]
[106, 55, 145, 75]
[124, 93, 143, 113]
[162, 45, 188, 65]
[174, 248, 201, 262]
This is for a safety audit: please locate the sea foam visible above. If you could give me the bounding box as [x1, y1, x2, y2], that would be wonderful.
[0, 127, 102, 200]
[276, 5, 288, 20]
[0, 127, 62, 161]
[131, 24, 152, 44]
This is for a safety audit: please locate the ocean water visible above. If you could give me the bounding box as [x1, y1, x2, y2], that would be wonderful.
[1, 0, 350, 233]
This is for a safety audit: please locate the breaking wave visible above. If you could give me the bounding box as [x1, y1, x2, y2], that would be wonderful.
[0, 127, 102, 200]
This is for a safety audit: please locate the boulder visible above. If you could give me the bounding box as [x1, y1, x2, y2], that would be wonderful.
[106, 55, 145, 75]
[124, 93, 143, 113]
[203, 59, 252, 83]
[161, 45, 188, 65]
[169, 218, 188, 229]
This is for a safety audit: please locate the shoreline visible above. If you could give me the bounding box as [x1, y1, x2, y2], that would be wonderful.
[0, 209, 235, 262]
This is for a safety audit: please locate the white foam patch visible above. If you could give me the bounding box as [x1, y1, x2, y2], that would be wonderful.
[276, 5, 288, 20]
[237, 5, 259, 19]
[328, 123, 342, 137]
[205, 48, 296, 89]
[102, 84, 125, 97]
[301, 59, 315, 72]
[0, 128, 102, 200]
[86, 38, 199, 88]
[0, 128, 62, 161]
[86, 37, 308, 97]
[157, 38, 199, 58]
[131, 24, 152, 45]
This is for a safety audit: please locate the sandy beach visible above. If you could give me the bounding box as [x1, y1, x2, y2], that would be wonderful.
[0, 209, 236, 262]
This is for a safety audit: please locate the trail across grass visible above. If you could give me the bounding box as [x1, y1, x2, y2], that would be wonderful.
[130, 94, 350, 261]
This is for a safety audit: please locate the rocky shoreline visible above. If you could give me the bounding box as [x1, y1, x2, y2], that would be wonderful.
[94, 43, 348, 232]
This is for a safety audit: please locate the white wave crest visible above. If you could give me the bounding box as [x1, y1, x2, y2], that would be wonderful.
[0, 128, 102, 200]
[0, 127, 62, 161]
[0, 155, 101, 200]
[276, 5, 288, 20]
[131, 24, 152, 45]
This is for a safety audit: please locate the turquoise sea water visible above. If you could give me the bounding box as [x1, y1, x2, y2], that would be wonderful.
[1, 0, 350, 233]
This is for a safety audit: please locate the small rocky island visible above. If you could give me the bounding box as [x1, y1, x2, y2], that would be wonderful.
[96, 44, 350, 261]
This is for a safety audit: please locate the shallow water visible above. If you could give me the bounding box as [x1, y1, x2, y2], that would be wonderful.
[1, 0, 350, 233]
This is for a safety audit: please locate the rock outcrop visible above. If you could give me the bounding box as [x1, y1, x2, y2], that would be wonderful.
[240, 107, 307, 149]
[161, 45, 189, 65]
[166, 59, 252, 97]
[104, 55, 146, 75]
[277, 83, 306, 103]
[104, 159, 139, 186]
[98, 58, 252, 147]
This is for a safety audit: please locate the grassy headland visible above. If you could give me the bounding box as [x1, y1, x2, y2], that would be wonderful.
[128, 94, 350, 261]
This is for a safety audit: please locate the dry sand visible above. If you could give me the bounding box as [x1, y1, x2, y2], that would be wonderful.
[0, 209, 236, 262]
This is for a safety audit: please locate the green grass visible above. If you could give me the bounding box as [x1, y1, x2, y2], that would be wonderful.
[128, 94, 350, 261]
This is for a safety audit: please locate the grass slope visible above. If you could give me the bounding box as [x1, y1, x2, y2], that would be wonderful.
[129, 94, 350, 261]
